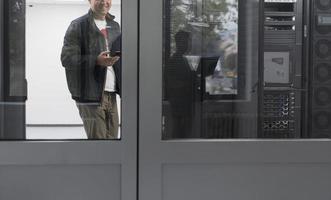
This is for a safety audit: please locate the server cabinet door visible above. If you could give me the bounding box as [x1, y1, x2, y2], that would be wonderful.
[139, 0, 331, 199]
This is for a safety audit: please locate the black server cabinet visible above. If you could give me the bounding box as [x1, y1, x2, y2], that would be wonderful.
[309, 0, 331, 138]
[261, 0, 304, 138]
[0, 0, 26, 139]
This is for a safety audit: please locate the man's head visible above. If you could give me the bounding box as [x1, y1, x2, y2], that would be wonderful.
[175, 31, 191, 54]
[89, 0, 112, 20]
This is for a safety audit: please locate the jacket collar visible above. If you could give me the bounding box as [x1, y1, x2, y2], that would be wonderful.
[87, 9, 116, 37]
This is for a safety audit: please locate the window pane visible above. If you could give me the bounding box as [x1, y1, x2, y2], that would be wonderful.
[0, 0, 122, 140]
[163, 0, 258, 139]
[162, 0, 315, 139]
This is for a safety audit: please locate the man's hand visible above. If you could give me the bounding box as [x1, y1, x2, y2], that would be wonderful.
[96, 51, 120, 67]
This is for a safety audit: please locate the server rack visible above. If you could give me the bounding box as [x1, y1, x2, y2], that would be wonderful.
[261, 0, 304, 138]
[0, 0, 26, 139]
[309, 0, 331, 138]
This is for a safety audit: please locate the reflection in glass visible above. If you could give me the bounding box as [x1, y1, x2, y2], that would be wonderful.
[164, 31, 196, 138]
[162, 0, 260, 139]
[8, 0, 26, 98]
[0, 0, 26, 140]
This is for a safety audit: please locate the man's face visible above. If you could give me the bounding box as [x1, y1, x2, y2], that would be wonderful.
[89, 0, 112, 17]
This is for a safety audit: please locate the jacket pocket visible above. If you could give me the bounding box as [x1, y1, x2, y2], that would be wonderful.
[65, 68, 80, 96]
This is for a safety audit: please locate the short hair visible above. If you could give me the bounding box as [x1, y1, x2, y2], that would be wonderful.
[175, 31, 190, 44]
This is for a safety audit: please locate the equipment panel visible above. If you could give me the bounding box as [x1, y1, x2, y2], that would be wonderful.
[261, 0, 303, 138]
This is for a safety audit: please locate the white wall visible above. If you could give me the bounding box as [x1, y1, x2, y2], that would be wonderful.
[26, 2, 121, 124]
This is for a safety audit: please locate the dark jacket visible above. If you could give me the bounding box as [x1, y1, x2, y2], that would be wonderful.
[61, 10, 121, 103]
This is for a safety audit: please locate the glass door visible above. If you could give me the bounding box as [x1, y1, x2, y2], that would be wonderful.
[139, 0, 331, 199]
[0, 0, 137, 199]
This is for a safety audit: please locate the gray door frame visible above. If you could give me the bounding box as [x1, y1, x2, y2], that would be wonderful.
[0, 0, 137, 199]
[139, 0, 331, 199]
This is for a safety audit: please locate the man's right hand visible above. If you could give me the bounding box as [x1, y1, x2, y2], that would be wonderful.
[96, 51, 120, 67]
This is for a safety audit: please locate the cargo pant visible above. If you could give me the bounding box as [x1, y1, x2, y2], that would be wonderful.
[76, 92, 119, 139]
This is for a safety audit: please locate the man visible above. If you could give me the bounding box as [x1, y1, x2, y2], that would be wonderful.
[61, 0, 121, 139]
[164, 31, 195, 138]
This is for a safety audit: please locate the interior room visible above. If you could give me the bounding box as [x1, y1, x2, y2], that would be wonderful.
[25, 0, 121, 139]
